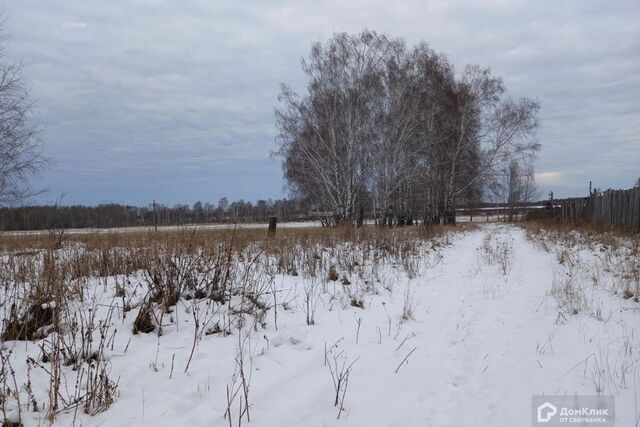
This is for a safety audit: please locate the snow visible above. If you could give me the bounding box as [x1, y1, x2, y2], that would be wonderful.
[2, 224, 639, 426]
[1, 221, 323, 236]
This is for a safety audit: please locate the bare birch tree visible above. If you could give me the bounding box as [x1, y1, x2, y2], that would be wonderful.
[0, 20, 42, 206]
[276, 31, 391, 225]
[490, 159, 538, 220]
[369, 40, 422, 225]
[428, 65, 539, 224]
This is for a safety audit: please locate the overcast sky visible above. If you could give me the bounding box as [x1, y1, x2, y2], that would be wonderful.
[4, 0, 639, 206]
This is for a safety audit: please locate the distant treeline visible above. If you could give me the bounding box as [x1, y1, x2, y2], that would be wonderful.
[0, 198, 313, 231]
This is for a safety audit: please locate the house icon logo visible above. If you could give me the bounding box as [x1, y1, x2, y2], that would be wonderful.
[537, 402, 558, 423]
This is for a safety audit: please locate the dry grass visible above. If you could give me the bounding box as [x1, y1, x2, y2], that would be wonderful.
[0, 223, 466, 252]
[480, 229, 514, 277]
[0, 223, 461, 425]
[522, 220, 640, 304]
[524, 219, 639, 246]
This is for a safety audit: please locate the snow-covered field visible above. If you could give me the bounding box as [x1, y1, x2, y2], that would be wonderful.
[1, 221, 323, 236]
[1, 224, 639, 426]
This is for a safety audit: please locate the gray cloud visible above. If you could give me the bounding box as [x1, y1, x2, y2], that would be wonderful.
[4, 0, 639, 205]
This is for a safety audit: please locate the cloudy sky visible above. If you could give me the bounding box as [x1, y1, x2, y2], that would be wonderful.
[4, 0, 639, 206]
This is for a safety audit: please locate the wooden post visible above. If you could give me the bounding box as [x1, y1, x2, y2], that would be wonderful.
[268, 216, 277, 236]
[153, 199, 158, 231]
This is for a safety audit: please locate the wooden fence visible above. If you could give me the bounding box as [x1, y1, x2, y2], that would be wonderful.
[559, 187, 640, 231]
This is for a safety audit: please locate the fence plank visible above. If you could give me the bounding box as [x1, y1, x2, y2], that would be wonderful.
[558, 187, 639, 232]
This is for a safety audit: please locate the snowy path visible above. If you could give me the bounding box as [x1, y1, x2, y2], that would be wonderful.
[403, 225, 559, 425]
[240, 224, 636, 427]
[60, 224, 639, 426]
[206, 224, 634, 426]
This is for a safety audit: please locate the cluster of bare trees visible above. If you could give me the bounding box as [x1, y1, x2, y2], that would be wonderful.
[276, 31, 540, 226]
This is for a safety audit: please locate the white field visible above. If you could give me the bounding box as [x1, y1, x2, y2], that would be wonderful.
[2, 224, 639, 426]
[1, 216, 492, 235]
[1, 221, 323, 236]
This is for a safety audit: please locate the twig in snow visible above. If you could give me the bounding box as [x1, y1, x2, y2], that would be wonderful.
[324, 337, 344, 366]
[327, 353, 360, 419]
[355, 316, 362, 344]
[395, 347, 417, 374]
[382, 302, 392, 336]
[393, 323, 403, 340]
[184, 302, 200, 374]
[169, 353, 175, 379]
[395, 333, 415, 352]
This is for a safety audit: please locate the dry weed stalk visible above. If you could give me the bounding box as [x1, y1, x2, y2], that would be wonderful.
[326, 349, 359, 419]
